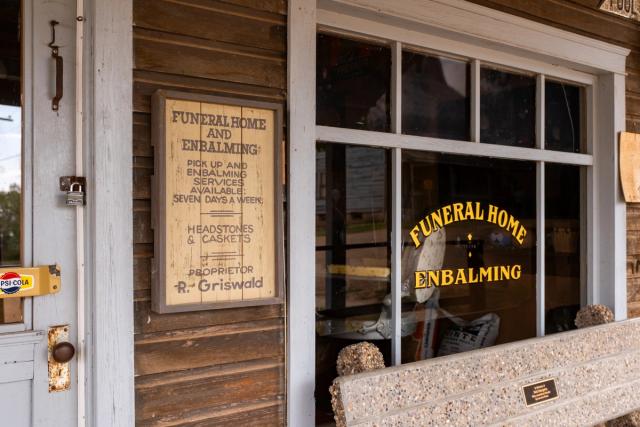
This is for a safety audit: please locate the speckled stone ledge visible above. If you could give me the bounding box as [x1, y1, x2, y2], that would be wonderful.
[334, 318, 640, 426]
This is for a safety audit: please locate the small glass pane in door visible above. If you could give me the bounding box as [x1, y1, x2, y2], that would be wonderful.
[0, 0, 23, 324]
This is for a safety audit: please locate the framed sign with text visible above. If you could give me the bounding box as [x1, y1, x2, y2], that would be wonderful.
[151, 91, 284, 313]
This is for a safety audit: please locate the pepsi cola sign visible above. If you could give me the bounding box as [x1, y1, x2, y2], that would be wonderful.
[0, 272, 23, 294]
[0, 272, 34, 295]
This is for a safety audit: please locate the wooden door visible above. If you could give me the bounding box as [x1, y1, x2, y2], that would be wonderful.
[0, 0, 79, 425]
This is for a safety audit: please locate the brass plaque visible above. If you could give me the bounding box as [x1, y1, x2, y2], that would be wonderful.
[522, 378, 559, 407]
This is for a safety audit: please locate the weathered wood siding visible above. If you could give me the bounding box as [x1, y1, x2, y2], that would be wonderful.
[466, 0, 640, 317]
[132, 0, 287, 425]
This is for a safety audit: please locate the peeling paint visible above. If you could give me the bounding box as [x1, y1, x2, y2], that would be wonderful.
[48, 325, 71, 392]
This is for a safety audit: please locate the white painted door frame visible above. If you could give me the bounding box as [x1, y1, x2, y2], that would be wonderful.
[287, 0, 629, 425]
[84, 0, 134, 425]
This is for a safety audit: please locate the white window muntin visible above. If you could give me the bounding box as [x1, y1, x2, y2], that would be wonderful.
[316, 25, 594, 362]
[288, 0, 629, 424]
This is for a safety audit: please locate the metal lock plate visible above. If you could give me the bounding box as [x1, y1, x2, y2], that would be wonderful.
[0, 265, 60, 299]
[48, 325, 71, 392]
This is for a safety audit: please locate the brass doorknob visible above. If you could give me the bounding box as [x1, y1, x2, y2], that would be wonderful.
[52, 341, 75, 363]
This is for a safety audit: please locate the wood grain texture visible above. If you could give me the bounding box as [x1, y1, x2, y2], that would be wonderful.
[92, 0, 135, 424]
[134, 71, 284, 114]
[134, 319, 284, 375]
[133, 0, 287, 423]
[621, 132, 640, 202]
[134, 301, 283, 333]
[134, 0, 286, 52]
[134, 28, 285, 89]
[135, 358, 283, 422]
[220, 0, 286, 15]
[154, 94, 282, 310]
[468, 0, 640, 47]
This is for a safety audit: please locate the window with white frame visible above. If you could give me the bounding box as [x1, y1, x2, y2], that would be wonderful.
[313, 31, 591, 421]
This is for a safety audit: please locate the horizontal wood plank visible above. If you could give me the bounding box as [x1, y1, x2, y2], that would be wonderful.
[134, 257, 152, 291]
[133, 167, 152, 200]
[628, 277, 640, 303]
[134, 210, 153, 245]
[628, 233, 640, 256]
[468, 0, 640, 48]
[135, 321, 284, 375]
[134, 28, 285, 89]
[627, 94, 640, 118]
[134, 300, 284, 333]
[136, 318, 282, 344]
[133, 71, 284, 114]
[628, 207, 640, 231]
[136, 359, 283, 422]
[629, 301, 640, 318]
[136, 399, 283, 426]
[134, 0, 285, 52]
[626, 118, 640, 134]
[133, 115, 152, 157]
[220, 0, 286, 15]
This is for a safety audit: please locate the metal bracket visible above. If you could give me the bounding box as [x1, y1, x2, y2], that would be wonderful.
[48, 20, 63, 111]
[59, 176, 86, 192]
[0, 265, 61, 299]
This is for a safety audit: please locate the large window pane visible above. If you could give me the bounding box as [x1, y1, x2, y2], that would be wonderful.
[545, 81, 584, 153]
[481, 67, 536, 147]
[317, 34, 391, 131]
[0, 0, 23, 324]
[315, 143, 390, 424]
[401, 152, 536, 363]
[402, 51, 470, 140]
[545, 164, 582, 333]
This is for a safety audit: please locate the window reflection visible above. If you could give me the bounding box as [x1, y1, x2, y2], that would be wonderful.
[0, 0, 23, 324]
[315, 143, 390, 424]
[401, 152, 536, 363]
[546, 81, 583, 153]
[402, 51, 470, 140]
[316, 34, 391, 131]
[545, 164, 582, 333]
[481, 68, 536, 148]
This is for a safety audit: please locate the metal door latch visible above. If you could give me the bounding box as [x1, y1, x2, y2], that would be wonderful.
[48, 20, 63, 111]
[59, 176, 86, 206]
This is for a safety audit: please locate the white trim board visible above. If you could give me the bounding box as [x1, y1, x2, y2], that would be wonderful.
[86, 0, 135, 425]
[316, 126, 594, 166]
[287, 0, 317, 425]
[319, 0, 630, 75]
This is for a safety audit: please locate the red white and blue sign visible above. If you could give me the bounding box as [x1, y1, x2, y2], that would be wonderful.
[0, 272, 23, 294]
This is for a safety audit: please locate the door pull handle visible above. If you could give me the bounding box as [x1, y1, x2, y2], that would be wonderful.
[48, 20, 63, 111]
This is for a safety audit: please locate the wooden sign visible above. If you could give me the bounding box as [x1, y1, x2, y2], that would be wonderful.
[522, 378, 559, 407]
[620, 132, 640, 203]
[151, 91, 283, 313]
[599, 0, 640, 21]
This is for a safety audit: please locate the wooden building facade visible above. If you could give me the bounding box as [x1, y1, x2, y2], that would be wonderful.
[132, 0, 287, 425]
[128, 0, 639, 425]
[0, 0, 638, 426]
